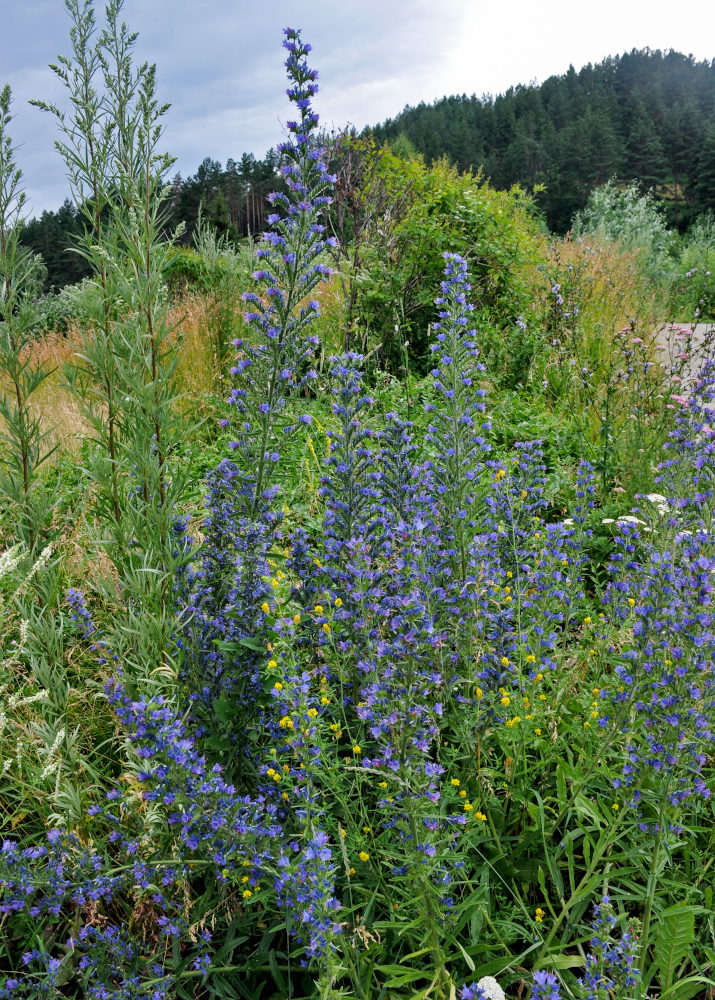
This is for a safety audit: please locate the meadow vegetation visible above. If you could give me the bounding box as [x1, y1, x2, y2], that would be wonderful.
[1, 7, 714, 1000]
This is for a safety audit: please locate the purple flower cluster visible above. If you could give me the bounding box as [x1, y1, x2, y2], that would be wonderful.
[578, 896, 640, 1000]
[230, 28, 334, 516]
[320, 353, 380, 561]
[605, 402, 715, 807]
[532, 970, 561, 1000]
[425, 252, 491, 582]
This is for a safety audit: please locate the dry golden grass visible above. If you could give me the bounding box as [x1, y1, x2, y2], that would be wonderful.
[167, 295, 217, 404]
[2, 299, 219, 455]
[9, 328, 92, 456]
[543, 235, 663, 335]
[3, 275, 347, 457]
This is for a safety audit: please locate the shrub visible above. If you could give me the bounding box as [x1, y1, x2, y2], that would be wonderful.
[354, 151, 543, 378]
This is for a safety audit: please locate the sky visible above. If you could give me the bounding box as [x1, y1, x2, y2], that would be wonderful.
[1, 0, 713, 216]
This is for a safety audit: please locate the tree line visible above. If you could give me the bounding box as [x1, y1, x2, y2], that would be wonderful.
[19, 47, 715, 289]
[372, 48, 715, 233]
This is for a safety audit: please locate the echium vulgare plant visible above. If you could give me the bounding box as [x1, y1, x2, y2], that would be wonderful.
[320, 352, 379, 565]
[601, 384, 715, 972]
[229, 26, 336, 515]
[425, 252, 491, 585]
[530, 896, 640, 1000]
[179, 27, 336, 716]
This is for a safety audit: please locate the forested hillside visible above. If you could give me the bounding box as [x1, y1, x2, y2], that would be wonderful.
[19, 47, 715, 288]
[372, 48, 715, 232]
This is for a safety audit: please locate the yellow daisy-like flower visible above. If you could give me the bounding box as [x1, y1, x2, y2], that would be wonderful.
[500, 656, 510, 667]
[273, 681, 283, 691]
[500, 696, 511, 707]
[334, 597, 343, 608]
[243, 890, 253, 900]
[293, 613, 301, 624]
[261, 602, 270, 614]
[535, 907, 544, 922]
[314, 605, 323, 615]
[353, 745, 361, 755]
[359, 851, 370, 862]
[476, 687, 483, 700]
[450, 778, 460, 786]
[268, 659, 278, 670]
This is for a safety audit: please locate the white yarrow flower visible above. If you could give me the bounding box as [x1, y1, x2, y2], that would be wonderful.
[477, 977, 506, 1000]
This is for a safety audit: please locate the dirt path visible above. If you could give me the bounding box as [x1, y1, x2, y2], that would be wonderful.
[656, 322, 714, 389]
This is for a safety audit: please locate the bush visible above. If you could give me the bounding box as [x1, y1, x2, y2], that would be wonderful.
[572, 179, 676, 282]
[354, 152, 544, 378]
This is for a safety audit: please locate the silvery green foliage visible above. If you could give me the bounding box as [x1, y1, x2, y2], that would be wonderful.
[0, 86, 55, 549]
[572, 179, 674, 278]
[35, 0, 193, 681]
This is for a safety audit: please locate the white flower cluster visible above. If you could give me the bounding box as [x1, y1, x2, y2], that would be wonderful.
[477, 977, 506, 1000]
[0, 544, 23, 582]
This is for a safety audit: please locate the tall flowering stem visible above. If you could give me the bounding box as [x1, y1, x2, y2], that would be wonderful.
[0, 85, 54, 549]
[181, 28, 335, 716]
[320, 353, 379, 562]
[426, 253, 490, 583]
[233, 27, 336, 517]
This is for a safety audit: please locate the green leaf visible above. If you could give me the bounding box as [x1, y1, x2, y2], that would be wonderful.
[550, 954, 585, 970]
[212, 697, 236, 723]
[653, 904, 696, 991]
[662, 977, 710, 1000]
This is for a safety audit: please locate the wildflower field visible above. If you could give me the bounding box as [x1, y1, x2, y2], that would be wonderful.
[1, 7, 715, 1000]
